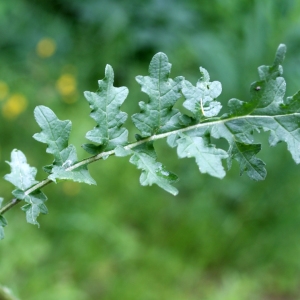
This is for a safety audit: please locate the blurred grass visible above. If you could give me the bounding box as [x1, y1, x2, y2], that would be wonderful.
[1, 0, 300, 299]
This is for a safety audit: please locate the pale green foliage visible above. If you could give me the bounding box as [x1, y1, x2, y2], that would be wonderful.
[21, 191, 48, 227]
[170, 133, 228, 178]
[4, 149, 38, 190]
[115, 144, 178, 195]
[132, 52, 184, 136]
[182, 67, 222, 120]
[83, 64, 129, 154]
[33, 106, 95, 185]
[4, 150, 48, 228]
[1, 44, 300, 240]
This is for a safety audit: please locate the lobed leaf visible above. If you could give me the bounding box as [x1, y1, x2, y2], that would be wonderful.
[168, 132, 228, 178]
[4, 149, 38, 190]
[33, 106, 95, 184]
[129, 143, 179, 195]
[182, 67, 222, 120]
[33, 105, 72, 166]
[4, 151, 48, 227]
[132, 52, 184, 137]
[210, 122, 267, 180]
[21, 190, 48, 227]
[48, 165, 96, 185]
[209, 44, 299, 179]
[83, 64, 129, 154]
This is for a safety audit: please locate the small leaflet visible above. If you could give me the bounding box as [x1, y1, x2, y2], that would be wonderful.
[33, 106, 72, 166]
[210, 122, 267, 180]
[132, 52, 184, 137]
[83, 64, 129, 153]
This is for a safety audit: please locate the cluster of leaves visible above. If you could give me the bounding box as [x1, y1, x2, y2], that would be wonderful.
[1, 44, 300, 240]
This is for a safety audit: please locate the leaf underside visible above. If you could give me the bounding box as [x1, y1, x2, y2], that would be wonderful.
[129, 143, 179, 196]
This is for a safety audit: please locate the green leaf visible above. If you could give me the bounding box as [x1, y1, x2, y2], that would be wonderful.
[83, 64, 129, 153]
[48, 145, 96, 185]
[33, 105, 72, 166]
[33, 106, 95, 184]
[182, 67, 222, 120]
[21, 190, 48, 227]
[4, 149, 38, 190]
[12, 189, 26, 199]
[130, 143, 178, 195]
[209, 44, 296, 179]
[132, 52, 184, 137]
[258, 43, 286, 80]
[3, 150, 48, 227]
[169, 132, 228, 178]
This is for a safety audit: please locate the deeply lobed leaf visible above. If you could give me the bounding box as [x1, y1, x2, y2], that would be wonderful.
[115, 144, 179, 195]
[33, 106, 95, 185]
[21, 191, 48, 227]
[4, 149, 38, 190]
[33, 106, 72, 166]
[4, 150, 48, 227]
[182, 67, 222, 120]
[168, 132, 228, 178]
[83, 64, 129, 154]
[132, 52, 184, 137]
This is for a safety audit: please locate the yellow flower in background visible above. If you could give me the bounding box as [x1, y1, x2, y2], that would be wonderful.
[56, 73, 77, 98]
[36, 38, 56, 58]
[2, 94, 27, 119]
[0, 81, 9, 100]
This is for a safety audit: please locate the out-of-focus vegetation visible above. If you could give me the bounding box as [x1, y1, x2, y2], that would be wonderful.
[1, 0, 300, 299]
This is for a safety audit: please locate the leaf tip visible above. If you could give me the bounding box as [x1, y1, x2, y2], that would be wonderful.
[274, 44, 287, 66]
[104, 64, 114, 77]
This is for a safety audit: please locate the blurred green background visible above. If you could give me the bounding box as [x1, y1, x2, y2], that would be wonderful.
[1, 0, 300, 299]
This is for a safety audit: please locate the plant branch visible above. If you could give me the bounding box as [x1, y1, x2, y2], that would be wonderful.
[1, 112, 298, 216]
